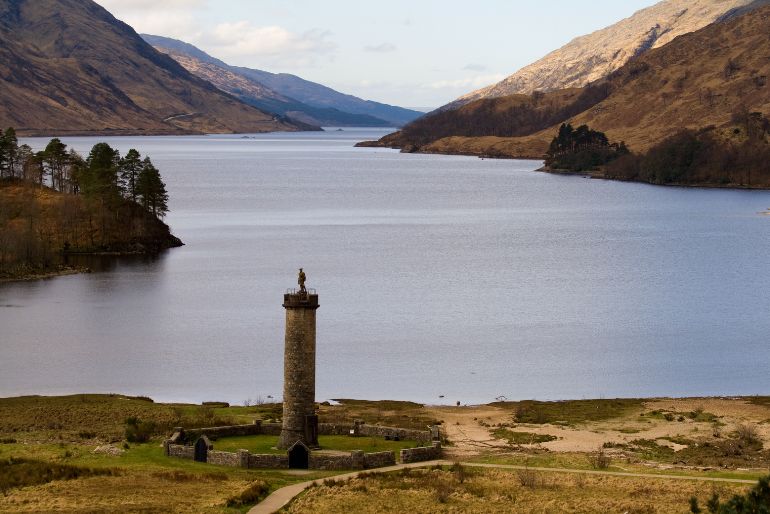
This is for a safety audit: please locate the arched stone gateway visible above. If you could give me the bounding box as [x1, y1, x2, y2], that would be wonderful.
[194, 436, 212, 462]
[287, 440, 310, 469]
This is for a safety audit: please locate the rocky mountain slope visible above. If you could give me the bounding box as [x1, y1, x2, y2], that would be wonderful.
[447, 0, 767, 110]
[0, 0, 310, 135]
[142, 35, 423, 127]
[361, 4, 770, 158]
[143, 35, 395, 127]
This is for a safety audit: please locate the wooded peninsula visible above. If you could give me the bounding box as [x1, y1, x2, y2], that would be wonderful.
[0, 128, 182, 281]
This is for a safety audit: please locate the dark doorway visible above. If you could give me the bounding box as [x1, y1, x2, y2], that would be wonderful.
[194, 437, 209, 463]
[288, 442, 309, 469]
[304, 415, 319, 447]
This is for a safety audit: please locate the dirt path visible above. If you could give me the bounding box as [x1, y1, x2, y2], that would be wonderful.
[248, 460, 759, 514]
[427, 405, 510, 457]
[162, 112, 198, 122]
[247, 461, 451, 514]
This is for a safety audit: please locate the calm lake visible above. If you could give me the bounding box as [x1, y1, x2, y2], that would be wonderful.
[2, 128, 770, 405]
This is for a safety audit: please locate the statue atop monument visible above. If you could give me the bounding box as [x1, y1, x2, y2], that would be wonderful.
[298, 268, 307, 293]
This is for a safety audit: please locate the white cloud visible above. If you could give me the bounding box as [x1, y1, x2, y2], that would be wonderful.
[426, 74, 506, 90]
[364, 43, 397, 53]
[95, 0, 203, 39]
[463, 63, 487, 72]
[200, 22, 336, 67]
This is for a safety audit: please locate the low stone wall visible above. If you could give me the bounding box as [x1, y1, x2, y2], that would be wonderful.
[207, 450, 240, 467]
[172, 422, 432, 444]
[400, 442, 442, 464]
[358, 425, 431, 444]
[317, 423, 352, 436]
[317, 423, 432, 443]
[185, 422, 263, 440]
[166, 442, 397, 470]
[165, 422, 434, 469]
[166, 443, 194, 459]
[364, 451, 396, 468]
[310, 454, 353, 471]
[260, 422, 282, 436]
[248, 453, 289, 468]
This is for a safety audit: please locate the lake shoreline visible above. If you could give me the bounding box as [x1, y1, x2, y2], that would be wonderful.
[0, 265, 89, 284]
[357, 141, 770, 190]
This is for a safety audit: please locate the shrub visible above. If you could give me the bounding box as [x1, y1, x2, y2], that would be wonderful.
[451, 462, 466, 484]
[435, 481, 453, 503]
[588, 445, 612, 469]
[124, 418, 156, 443]
[226, 480, 270, 508]
[517, 468, 538, 488]
[690, 475, 770, 513]
[735, 424, 761, 445]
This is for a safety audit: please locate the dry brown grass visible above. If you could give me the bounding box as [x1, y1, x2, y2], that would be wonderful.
[284, 467, 750, 513]
[0, 471, 252, 513]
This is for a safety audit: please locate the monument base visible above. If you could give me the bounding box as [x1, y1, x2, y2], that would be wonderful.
[278, 415, 319, 449]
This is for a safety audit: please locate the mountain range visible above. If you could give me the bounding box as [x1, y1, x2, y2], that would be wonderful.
[363, 2, 770, 160]
[0, 0, 421, 136]
[142, 35, 422, 128]
[445, 0, 769, 110]
[0, 0, 318, 135]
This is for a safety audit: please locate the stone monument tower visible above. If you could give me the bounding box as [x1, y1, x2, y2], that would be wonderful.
[278, 269, 320, 449]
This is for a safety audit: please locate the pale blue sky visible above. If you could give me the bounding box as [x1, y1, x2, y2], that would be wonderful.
[97, 0, 657, 109]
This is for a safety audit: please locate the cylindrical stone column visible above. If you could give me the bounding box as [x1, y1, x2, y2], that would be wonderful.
[278, 290, 320, 449]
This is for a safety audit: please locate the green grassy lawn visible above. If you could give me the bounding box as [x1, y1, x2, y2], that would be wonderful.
[212, 435, 413, 456]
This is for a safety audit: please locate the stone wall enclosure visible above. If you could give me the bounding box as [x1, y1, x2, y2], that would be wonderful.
[164, 421, 440, 470]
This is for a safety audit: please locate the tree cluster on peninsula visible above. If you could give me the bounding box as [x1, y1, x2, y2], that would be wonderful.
[0, 128, 181, 279]
[544, 123, 628, 172]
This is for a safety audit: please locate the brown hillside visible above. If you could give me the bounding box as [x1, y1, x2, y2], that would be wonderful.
[367, 88, 598, 150]
[0, 0, 302, 135]
[570, 5, 770, 151]
[452, 0, 765, 108]
[366, 5, 770, 158]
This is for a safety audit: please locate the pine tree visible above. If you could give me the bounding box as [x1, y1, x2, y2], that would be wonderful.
[2, 128, 18, 179]
[136, 157, 169, 218]
[42, 138, 68, 191]
[119, 149, 142, 202]
[83, 143, 121, 201]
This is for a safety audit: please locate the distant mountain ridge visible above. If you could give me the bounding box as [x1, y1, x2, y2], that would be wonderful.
[142, 35, 423, 127]
[445, 0, 768, 110]
[0, 0, 309, 135]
